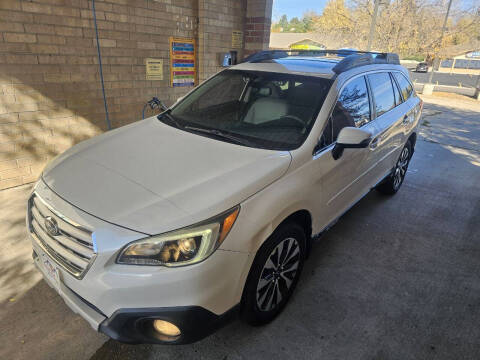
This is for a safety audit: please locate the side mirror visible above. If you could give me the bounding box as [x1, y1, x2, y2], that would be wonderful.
[332, 127, 372, 160]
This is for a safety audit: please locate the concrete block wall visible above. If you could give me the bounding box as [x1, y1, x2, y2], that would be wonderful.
[0, 0, 272, 190]
[197, 0, 246, 82]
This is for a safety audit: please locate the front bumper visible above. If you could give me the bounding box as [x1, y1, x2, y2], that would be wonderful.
[32, 246, 107, 329]
[34, 242, 238, 344]
[31, 230, 250, 342]
[32, 226, 249, 344]
[100, 304, 239, 344]
[34, 242, 240, 344]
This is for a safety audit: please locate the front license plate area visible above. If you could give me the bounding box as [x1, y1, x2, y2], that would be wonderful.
[38, 249, 61, 291]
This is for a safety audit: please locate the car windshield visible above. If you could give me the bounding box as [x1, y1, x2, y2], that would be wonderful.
[166, 70, 333, 150]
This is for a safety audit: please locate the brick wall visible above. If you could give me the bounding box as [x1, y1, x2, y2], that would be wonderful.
[245, 0, 272, 55]
[0, 0, 272, 190]
[198, 0, 246, 82]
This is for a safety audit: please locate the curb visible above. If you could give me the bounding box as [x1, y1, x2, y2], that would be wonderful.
[414, 82, 477, 97]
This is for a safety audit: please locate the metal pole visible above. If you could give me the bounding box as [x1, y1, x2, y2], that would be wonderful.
[427, 0, 454, 84]
[92, 0, 111, 130]
[367, 0, 380, 51]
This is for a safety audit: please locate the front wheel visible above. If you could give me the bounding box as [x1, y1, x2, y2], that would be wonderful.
[241, 222, 306, 326]
[377, 141, 412, 195]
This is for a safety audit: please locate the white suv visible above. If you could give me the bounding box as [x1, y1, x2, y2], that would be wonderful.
[28, 50, 422, 344]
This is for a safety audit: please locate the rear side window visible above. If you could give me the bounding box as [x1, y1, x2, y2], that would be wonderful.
[367, 72, 395, 117]
[393, 72, 414, 101]
[320, 76, 370, 147]
[390, 73, 402, 106]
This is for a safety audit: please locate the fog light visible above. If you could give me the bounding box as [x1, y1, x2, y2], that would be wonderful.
[153, 319, 181, 339]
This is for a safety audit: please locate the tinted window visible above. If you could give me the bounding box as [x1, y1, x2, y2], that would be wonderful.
[368, 72, 395, 117]
[393, 72, 414, 101]
[195, 73, 245, 109]
[170, 70, 332, 151]
[391, 73, 402, 106]
[320, 76, 370, 147]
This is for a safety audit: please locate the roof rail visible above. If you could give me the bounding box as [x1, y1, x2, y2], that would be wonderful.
[241, 50, 400, 74]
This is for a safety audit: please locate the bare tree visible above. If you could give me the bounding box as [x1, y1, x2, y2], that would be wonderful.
[306, 0, 479, 57]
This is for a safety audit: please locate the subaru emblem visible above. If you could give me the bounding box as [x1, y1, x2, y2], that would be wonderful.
[44, 216, 59, 237]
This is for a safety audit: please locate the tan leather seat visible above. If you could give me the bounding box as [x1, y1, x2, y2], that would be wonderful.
[243, 97, 288, 125]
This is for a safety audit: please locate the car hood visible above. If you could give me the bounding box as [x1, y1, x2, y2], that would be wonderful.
[42, 118, 291, 235]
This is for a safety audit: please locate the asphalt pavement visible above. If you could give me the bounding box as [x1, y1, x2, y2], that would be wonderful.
[1, 95, 479, 360]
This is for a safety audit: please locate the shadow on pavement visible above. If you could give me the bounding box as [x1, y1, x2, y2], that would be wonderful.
[420, 103, 480, 152]
[0, 185, 107, 360]
[0, 281, 107, 360]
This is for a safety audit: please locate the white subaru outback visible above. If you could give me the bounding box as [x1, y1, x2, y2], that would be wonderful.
[28, 50, 422, 344]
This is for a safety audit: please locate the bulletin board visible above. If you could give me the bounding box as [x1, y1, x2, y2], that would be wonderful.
[169, 37, 196, 87]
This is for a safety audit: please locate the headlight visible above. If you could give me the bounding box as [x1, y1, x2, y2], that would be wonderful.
[117, 206, 239, 266]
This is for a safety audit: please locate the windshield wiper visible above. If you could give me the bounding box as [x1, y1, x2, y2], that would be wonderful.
[157, 110, 184, 129]
[184, 126, 257, 147]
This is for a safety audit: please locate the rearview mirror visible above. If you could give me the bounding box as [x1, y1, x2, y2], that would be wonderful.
[332, 127, 372, 160]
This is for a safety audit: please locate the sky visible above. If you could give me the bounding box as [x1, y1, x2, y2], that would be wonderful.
[272, 0, 478, 21]
[272, 0, 329, 21]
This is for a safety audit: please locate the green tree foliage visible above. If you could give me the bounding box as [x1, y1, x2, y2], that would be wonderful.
[271, 12, 319, 33]
[279, 15, 289, 30]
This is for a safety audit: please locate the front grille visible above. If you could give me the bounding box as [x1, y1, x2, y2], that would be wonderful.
[28, 193, 95, 279]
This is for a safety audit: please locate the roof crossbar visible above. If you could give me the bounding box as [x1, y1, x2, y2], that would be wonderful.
[241, 50, 400, 74]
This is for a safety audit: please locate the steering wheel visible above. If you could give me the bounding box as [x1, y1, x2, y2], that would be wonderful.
[280, 115, 306, 129]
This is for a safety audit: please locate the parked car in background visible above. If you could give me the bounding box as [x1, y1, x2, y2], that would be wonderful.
[27, 50, 422, 345]
[415, 62, 428, 72]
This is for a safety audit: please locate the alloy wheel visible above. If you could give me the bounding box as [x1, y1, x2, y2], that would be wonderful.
[256, 237, 300, 312]
[393, 147, 410, 190]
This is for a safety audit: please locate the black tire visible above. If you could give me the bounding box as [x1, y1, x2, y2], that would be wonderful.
[240, 222, 306, 326]
[377, 140, 412, 195]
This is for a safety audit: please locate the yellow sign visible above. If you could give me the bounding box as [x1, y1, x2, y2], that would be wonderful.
[146, 58, 163, 80]
[290, 44, 324, 50]
[232, 30, 243, 49]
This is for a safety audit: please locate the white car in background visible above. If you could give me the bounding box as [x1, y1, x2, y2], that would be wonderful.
[28, 50, 422, 344]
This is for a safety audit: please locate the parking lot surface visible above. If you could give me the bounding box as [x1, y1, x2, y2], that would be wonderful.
[1, 96, 479, 360]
